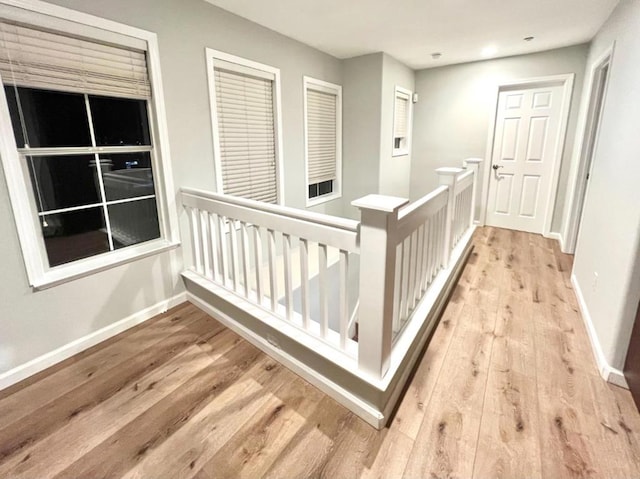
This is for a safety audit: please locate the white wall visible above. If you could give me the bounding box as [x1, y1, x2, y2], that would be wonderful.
[341, 53, 383, 219]
[0, 0, 344, 377]
[410, 45, 589, 229]
[379, 53, 415, 198]
[572, 0, 640, 371]
[341, 52, 415, 218]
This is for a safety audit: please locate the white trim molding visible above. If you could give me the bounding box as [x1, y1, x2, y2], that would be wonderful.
[0, 0, 180, 289]
[547, 232, 565, 252]
[480, 74, 575, 238]
[571, 273, 629, 389]
[0, 292, 188, 391]
[303, 76, 343, 207]
[561, 43, 615, 254]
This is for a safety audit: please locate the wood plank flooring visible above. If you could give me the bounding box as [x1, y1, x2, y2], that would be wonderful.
[2, 227, 640, 478]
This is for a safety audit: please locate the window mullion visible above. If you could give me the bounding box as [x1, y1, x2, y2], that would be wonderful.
[85, 94, 115, 251]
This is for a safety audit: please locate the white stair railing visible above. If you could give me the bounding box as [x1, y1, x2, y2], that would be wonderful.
[182, 188, 360, 357]
[181, 158, 482, 415]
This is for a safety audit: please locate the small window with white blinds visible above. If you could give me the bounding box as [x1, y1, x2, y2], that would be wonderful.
[303, 77, 342, 206]
[393, 86, 412, 157]
[0, 5, 178, 288]
[207, 50, 282, 205]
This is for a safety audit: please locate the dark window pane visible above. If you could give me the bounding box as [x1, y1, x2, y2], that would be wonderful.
[99, 152, 155, 201]
[26, 155, 101, 212]
[4, 86, 26, 147]
[318, 180, 333, 196]
[7, 87, 91, 147]
[108, 198, 160, 249]
[89, 96, 151, 146]
[308, 183, 318, 199]
[42, 207, 109, 266]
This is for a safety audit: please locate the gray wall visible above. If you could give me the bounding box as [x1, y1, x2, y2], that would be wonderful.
[0, 0, 344, 375]
[379, 53, 415, 198]
[573, 0, 640, 371]
[341, 53, 384, 218]
[410, 45, 589, 230]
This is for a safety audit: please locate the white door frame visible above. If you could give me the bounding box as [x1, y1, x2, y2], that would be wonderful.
[560, 44, 615, 254]
[479, 74, 575, 238]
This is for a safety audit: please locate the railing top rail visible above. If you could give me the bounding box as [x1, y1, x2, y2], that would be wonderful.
[181, 187, 360, 233]
[181, 187, 360, 252]
[396, 186, 449, 241]
[455, 170, 474, 192]
[397, 185, 448, 221]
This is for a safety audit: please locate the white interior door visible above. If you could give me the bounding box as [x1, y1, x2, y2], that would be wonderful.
[486, 84, 566, 234]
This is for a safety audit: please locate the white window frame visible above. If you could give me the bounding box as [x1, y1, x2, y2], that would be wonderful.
[205, 48, 285, 205]
[303, 76, 342, 207]
[392, 85, 413, 157]
[0, 0, 180, 290]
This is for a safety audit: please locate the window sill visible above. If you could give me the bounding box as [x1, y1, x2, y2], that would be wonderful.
[306, 192, 342, 208]
[31, 239, 180, 291]
[392, 149, 410, 157]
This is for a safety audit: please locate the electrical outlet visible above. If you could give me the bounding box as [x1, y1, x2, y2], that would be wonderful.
[592, 272, 599, 292]
[266, 334, 280, 349]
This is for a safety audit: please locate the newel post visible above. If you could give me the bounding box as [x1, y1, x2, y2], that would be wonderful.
[436, 167, 463, 268]
[463, 157, 483, 227]
[352, 194, 409, 380]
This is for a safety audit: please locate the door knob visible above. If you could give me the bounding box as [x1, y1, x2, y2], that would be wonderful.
[492, 164, 503, 170]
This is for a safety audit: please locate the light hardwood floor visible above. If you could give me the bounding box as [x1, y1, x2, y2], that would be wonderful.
[2, 227, 640, 478]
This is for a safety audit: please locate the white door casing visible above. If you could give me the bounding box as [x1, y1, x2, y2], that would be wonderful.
[485, 80, 571, 234]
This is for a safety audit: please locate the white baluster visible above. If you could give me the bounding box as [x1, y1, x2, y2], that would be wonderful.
[319, 243, 329, 338]
[217, 215, 229, 286]
[283, 233, 293, 321]
[253, 226, 263, 303]
[240, 222, 250, 297]
[299, 238, 310, 329]
[208, 213, 220, 281]
[229, 220, 240, 292]
[339, 250, 349, 349]
[267, 229, 277, 312]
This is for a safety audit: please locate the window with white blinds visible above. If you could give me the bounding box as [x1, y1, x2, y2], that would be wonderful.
[393, 87, 412, 157]
[208, 51, 281, 204]
[0, 4, 177, 288]
[304, 77, 342, 205]
[0, 21, 151, 99]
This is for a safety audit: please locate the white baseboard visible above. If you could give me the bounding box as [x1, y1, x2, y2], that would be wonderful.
[571, 274, 629, 389]
[0, 292, 187, 391]
[185, 289, 385, 428]
[547, 232, 566, 252]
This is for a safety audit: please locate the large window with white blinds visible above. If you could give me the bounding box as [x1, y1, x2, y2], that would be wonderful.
[303, 76, 342, 206]
[206, 50, 282, 204]
[0, 3, 178, 288]
[393, 86, 413, 157]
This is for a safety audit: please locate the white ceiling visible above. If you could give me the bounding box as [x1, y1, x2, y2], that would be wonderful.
[203, 0, 618, 69]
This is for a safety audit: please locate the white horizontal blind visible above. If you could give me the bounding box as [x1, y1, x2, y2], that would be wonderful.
[394, 93, 409, 138]
[0, 21, 150, 99]
[215, 66, 278, 204]
[306, 88, 337, 185]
